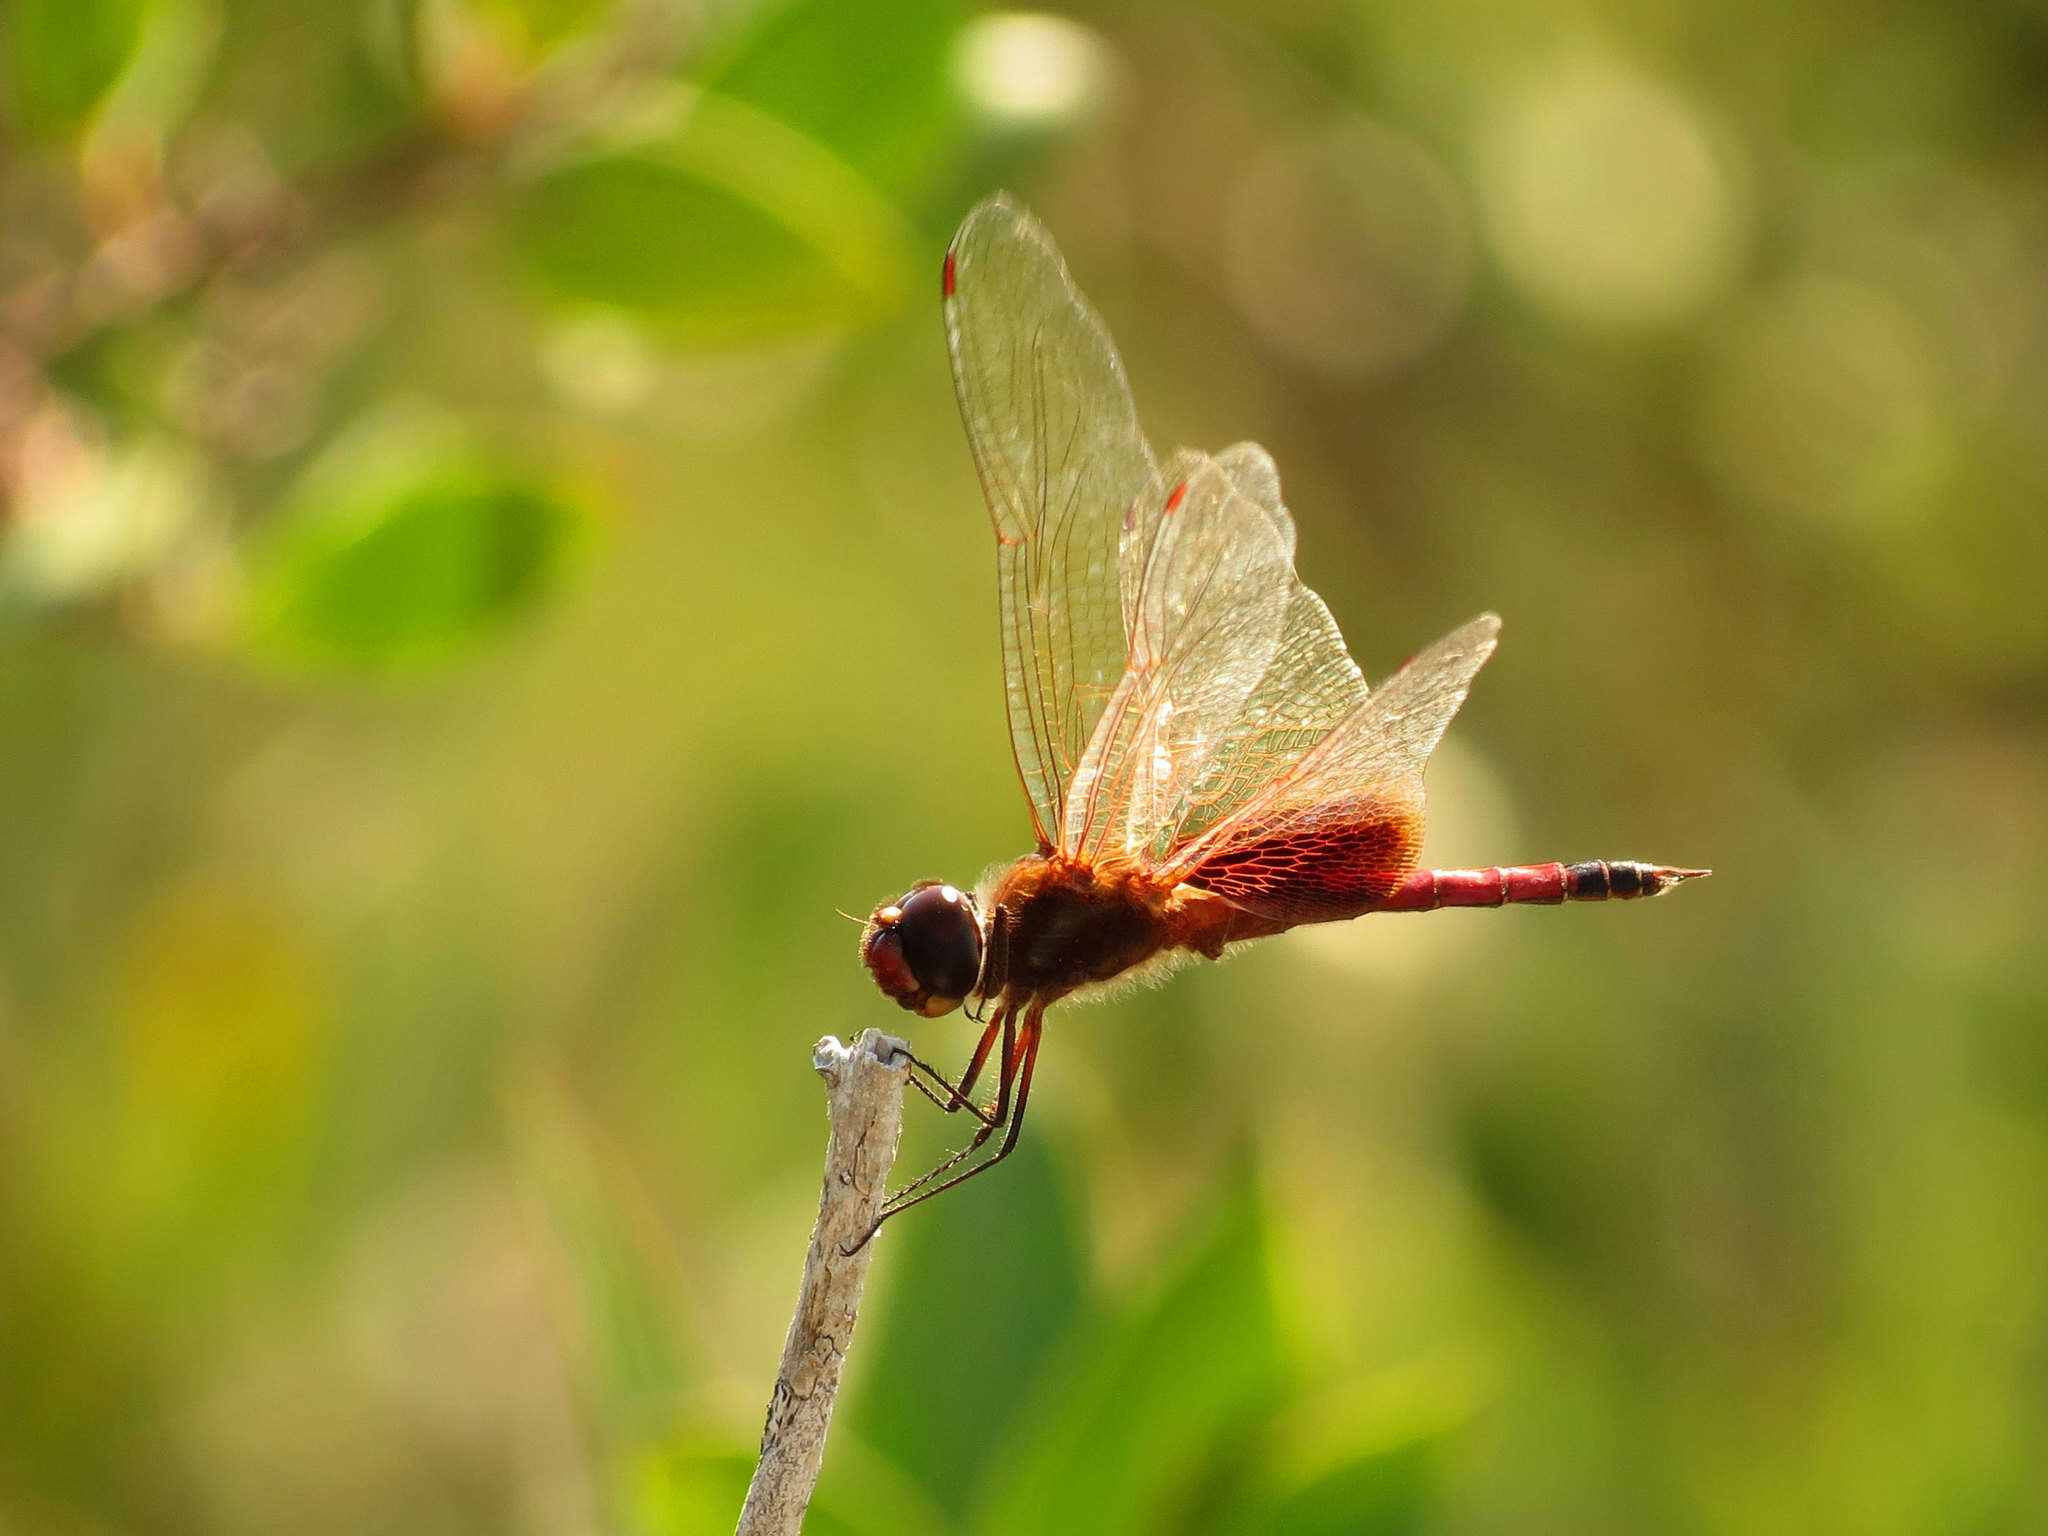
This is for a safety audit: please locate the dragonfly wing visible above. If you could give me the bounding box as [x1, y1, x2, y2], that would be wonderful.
[946, 195, 1158, 852]
[1148, 443, 1370, 856]
[1064, 449, 1300, 863]
[1160, 613, 1502, 885]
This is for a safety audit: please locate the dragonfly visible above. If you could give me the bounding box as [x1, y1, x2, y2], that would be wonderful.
[859, 193, 1706, 1230]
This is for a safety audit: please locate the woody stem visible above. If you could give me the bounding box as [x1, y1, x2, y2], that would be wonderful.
[736, 1030, 908, 1536]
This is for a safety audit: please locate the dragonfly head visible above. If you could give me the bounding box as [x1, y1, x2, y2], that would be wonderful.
[861, 881, 983, 1018]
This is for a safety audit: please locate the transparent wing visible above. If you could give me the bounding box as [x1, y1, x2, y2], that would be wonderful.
[1157, 613, 1502, 883]
[1065, 440, 1395, 870]
[1062, 450, 1297, 861]
[1144, 442, 1370, 857]
[945, 197, 1483, 876]
[945, 195, 1158, 852]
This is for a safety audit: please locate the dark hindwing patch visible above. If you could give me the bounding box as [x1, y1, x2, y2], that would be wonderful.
[1186, 794, 1423, 925]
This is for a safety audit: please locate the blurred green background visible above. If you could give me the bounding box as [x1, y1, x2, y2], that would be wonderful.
[4, 0, 2046, 1531]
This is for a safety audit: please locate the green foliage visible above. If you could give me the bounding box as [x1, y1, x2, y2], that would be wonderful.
[244, 431, 581, 673]
[507, 0, 959, 341]
[510, 93, 918, 343]
[845, 1135, 1088, 1520]
[629, 1437, 946, 1536]
[2, 0, 2047, 1530]
[1, 0, 148, 137]
[703, 0, 964, 198]
[474, 0, 615, 55]
[626, 1443, 757, 1536]
[1229, 1441, 1438, 1536]
[976, 1176, 1285, 1535]
[510, 1082, 696, 1434]
[203, 0, 425, 170]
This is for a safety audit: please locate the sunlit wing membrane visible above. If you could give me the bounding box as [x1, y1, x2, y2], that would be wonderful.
[1178, 786, 1426, 922]
[1141, 442, 1370, 860]
[945, 195, 1158, 852]
[1157, 613, 1502, 885]
[1064, 450, 1296, 861]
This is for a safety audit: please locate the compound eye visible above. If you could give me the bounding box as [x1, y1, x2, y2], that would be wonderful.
[895, 884, 982, 1006]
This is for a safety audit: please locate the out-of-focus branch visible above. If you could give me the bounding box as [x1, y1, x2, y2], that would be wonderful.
[0, 0, 694, 379]
[736, 1028, 908, 1536]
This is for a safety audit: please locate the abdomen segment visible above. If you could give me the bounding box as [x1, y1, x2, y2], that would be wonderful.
[1371, 861, 1710, 911]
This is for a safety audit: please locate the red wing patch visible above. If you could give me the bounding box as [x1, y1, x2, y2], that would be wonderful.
[1185, 793, 1424, 925]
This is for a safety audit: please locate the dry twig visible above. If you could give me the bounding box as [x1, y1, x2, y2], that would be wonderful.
[736, 1028, 908, 1536]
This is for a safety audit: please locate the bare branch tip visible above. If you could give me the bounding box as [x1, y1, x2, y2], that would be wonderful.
[857, 1028, 914, 1070]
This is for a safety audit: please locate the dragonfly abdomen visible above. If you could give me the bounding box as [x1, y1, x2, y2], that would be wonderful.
[1374, 861, 1710, 911]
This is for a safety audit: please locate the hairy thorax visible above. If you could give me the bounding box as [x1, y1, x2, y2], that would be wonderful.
[983, 854, 1287, 1001]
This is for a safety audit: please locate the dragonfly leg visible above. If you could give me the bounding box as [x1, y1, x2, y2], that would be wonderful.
[883, 1010, 1015, 1208]
[843, 1002, 1043, 1252]
[910, 1003, 1008, 1122]
[850, 1002, 1045, 1249]
[903, 1013, 1003, 1128]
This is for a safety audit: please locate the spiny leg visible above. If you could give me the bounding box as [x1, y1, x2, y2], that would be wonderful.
[839, 1015, 1015, 1253]
[882, 1007, 1016, 1208]
[941, 1018, 1002, 1111]
[901, 905, 1014, 1121]
[868, 1002, 1044, 1228]
[904, 1066, 964, 1116]
[903, 1012, 1005, 1128]
[913, 1004, 1009, 1119]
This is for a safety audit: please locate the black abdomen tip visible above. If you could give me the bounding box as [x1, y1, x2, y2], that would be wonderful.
[1566, 861, 1612, 898]
[1566, 861, 1711, 900]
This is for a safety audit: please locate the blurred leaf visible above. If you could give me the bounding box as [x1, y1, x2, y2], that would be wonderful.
[11, 875, 331, 1428]
[515, 150, 811, 315]
[626, 1434, 945, 1536]
[804, 1432, 952, 1536]
[510, 1078, 695, 1436]
[973, 1174, 1287, 1536]
[118, 877, 324, 1134]
[842, 1133, 1088, 1521]
[1224, 1440, 1436, 1536]
[702, 0, 963, 199]
[625, 1441, 752, 1536]
[474, 0, 612, 54]
[1, 0, 148, 138]
[243, 421, 581, 672]
[510, 89, 917, 344]
[201, 0, 421, 171]
[1452, 1008, 1660, 1287]
[1210, 1351, 1490, 1536]
[88, 0, 219, 143]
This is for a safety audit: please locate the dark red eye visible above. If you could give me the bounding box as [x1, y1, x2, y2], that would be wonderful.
[895, 884, 982, 1001]
[860, 882, 982, 1017]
